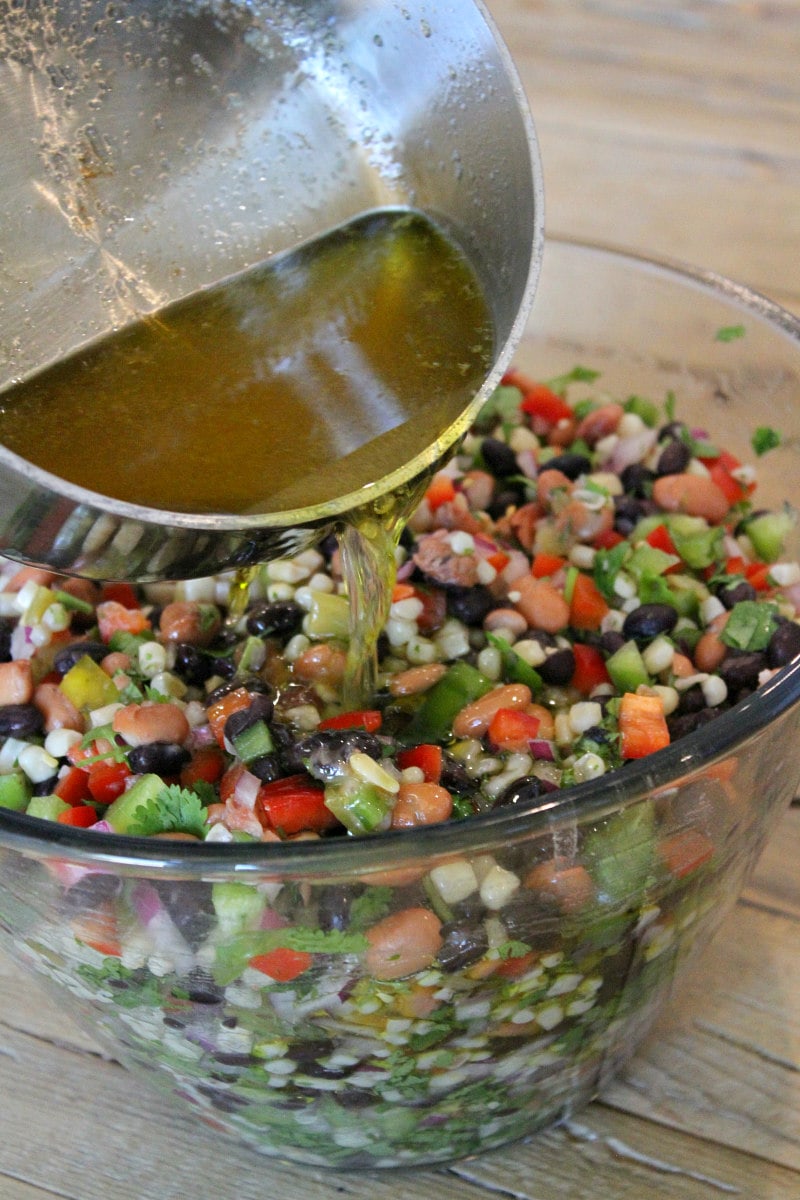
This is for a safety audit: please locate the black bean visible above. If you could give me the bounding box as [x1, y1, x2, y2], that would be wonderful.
[481, 437, 518, 477]
[205, 675, 271, 707]
[543, 452, 592, 480]
[613, 494, 645, 535]
[656, 439, 691, 475]
[223, 693, 275, 742]
[32, 776, 58, 795]
[63, 871, 124, 913]
[538, 647, 576, 686]
[600, 631, 626, 656]
[719, 652, 765, 691]
[501, 891, 562, 950]
[246, 600, 304, 639]
[677, 685, 706, 715]
[0, 619, 14, 663]
[619, 463, 654, 499]
[492, 774, 550, 810]
[289, 1038, 336, 1066]
[658, 420, 687, 442]
[317, 883, 364, 932]
[0, 703, 43, 739]
[213, 1051, 257, 1067]
[487, 485, 526, 520]
[173, 643, 216, 686]
[287, 730, 383, 782]
[446, 585, 495, 626]
[151, 885, 217, 949]
[53, 640, 108, 676]
[248, 753, 284, 783]
[127, 742, 190, 776]
[717, 580, 757, 609]
[768, 620, 800, 668]
[622, 603, 678, 643]
[438, 756, 479, 797]
[197, 1085, 250, 1113]
[437, 921, 489, 972]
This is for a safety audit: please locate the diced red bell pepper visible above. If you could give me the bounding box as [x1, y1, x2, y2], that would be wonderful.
[619, 692, 670, 759]
[101, 582, 141, 609]
[249, 947, 313, 982]
[658, 828, 714, 878]
[569, 573, 610, 631]
[519, 383, 573, 426]
[318, 709, 383, 734]
[257, 774, 341, 837]
[87, 759, 132, 805]
[531, 552, 567, 579]
[486, 550, 511, 574]
[570, 643, 611, 695]
[487, 707, 541, 752]
[745, 562, 773, 591]
[180, 745, 226, 789]
[425, 473, 457, 511]
[57, 804, 100, 828]
[397, 743, 443, 784]
[593, 529, 625, 550]
[704, 450, 754, 506]
[54, 765, 92, 806]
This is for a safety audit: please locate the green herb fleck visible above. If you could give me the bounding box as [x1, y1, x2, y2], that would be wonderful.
[546, 365, 600, 393]
[125, 783, 210, 839]
[715, 324, 746, 343]
[720, 600, 779, 652]
[751, 426, 783, 457]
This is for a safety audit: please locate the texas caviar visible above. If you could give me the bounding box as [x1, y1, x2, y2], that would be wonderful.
[0, 365, 796, 839]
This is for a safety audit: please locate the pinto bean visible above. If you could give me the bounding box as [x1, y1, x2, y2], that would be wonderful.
[452, 682, 532, 739]
[524, 859, 594, 914]
[0, 660, 33, 706]
[554, 496, 614, 546]
[526, 702, 555, 741]
[575, 402, 624, 446]
[512, 575, 570, 633]
[101, 652, 132, 679]
[652, 473, 730, 523]
[364, 907, 443, 980]
[4, 566, 56, 592]
[694, 614, 730, 673]
[536, 469, 572, 509]
[391, 782, 453, 829]
[292, 643, 347, 684]
[483, 608, 528, 637]
[460, 469, 495, 512]
[159, 601, 222, 647]
[57, 577, 102, 609]
[34, 682, 84, 734]
[388, 663, 447, 697]
[112, 701, 190, 747]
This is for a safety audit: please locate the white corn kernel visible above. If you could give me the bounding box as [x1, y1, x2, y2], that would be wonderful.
[429, 860, 479, 904]
[569, 544, 596, 570]
[768, 562, 800, 586]
[508, 425, 539, 453]
[406, 636, 437, 665]
[702, 675, 728, 707]
[390, 597, 424, 622]
[554, 712, 573, 746]
[435, 621, 471, 660]
[448, 531, 475, 556]
[138, 641, 167, 678]
[479, 863, 520, 910]
[0, 737, 29, 772]
[700, 595, 726, 624]
[266, 582, 296, 603]
[179, 577, 218, 604]
[89, 702, 123, 727]
[266, 560, 310, 584]
[617, 412, 646, 437]
[476, 646, 503, 681]
[284, 634, 310, 662]
[309, 572, 335, 593]
[150, 671, 187, 700]
[613, 573, 637, 600]
[386, 617, 417, 647]
[513, 639, 548, 668]
[44, 728, 83, 758]
[647, 685, 680, 716]
[476, 558, 498, 585]
[642, 635, 675, 675]
[18, 744, 59, 784]
[572, 752, 606, 783]
[569, 701, 603, 735]
[43, 603, 70, 632]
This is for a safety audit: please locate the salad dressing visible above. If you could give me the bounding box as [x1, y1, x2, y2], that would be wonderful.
[0, 208, 494, 702]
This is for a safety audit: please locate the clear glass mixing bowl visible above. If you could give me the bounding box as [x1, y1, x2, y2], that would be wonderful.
[0, 237, 799, 1169]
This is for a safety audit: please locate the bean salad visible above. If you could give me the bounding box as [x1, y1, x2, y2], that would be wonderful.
[1, 365, 798, 1166]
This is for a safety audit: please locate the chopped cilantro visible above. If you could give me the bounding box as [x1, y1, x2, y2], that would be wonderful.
[623, 395, 660, 427]
[715, 324, 746, 343]
[720, 600, 779, 652]
[125, 783, 210, 839]
[347, 886, 394, 932]
[593, 541, 630, 603]
[108, 630, 151, 657]
[495, 939, 532, 960]
[751, 426, 782, 457]
[79, 724, 129, 764]
[546, 365, 600, 393]
[664, 391, 677, 422]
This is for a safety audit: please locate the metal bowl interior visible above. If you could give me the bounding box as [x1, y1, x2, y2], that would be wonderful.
[0, 0, 543, 580]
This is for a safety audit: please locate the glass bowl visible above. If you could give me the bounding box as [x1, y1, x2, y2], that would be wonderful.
[1, 237, 799, 1170]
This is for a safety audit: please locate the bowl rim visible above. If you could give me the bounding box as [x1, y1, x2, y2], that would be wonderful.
[2, 234, 799, 874]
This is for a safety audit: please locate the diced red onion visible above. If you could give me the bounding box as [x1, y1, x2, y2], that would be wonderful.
[89, 819, 114, 833]
[529, 738, 556, 761]
[604, 428, 657, 474]
[131, 880, 164, 925]
[233, 768, 262, 811]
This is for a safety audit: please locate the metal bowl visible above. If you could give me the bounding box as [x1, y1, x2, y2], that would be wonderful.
[0, 0, 543, 580]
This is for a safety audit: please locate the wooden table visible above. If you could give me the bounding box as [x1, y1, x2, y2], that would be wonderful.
[2, 3, 799, 1197]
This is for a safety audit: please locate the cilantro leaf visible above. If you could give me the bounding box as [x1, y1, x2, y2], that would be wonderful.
[715, 324, 746, 343]
[348, 885, 394, 932]
[720, 600, 779, 652]
[751, 426, 782, 457]
[486, 632, 542, 691]
[108, 630, 151, 657]
[125, 783, 209, 839]
[495, 939, 532, 960]
[546, 365, 600, 393]
[79, 724, 129, 764]
[593, 541, 630, 603]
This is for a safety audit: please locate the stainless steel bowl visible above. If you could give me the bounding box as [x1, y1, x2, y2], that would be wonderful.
[0, 0, 543, 580]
